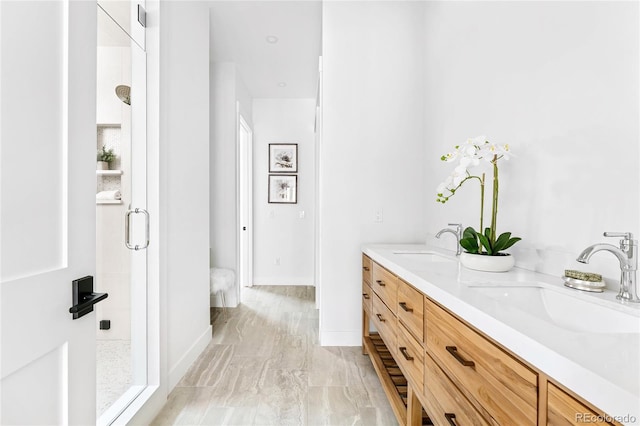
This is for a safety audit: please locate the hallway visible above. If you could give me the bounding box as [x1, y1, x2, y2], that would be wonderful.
[151, 286, 397, 425]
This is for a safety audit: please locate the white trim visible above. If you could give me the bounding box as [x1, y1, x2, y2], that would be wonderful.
[167, 325, 212, 391]
[252, 277, 315, 286]
[237, 105, 254, 293]
[111, 385, 161, 426]
[319, 331, 360, 347]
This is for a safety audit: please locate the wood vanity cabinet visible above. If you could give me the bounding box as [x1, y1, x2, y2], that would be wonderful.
[361, 254, 621, 426]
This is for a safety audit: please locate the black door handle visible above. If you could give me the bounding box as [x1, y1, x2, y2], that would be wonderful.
[69, 276, 109, 319]
[242, 226, 247, 231]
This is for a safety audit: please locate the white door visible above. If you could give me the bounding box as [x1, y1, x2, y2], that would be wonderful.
[1, 1, 98, 424]
[238, 111, 253, 289]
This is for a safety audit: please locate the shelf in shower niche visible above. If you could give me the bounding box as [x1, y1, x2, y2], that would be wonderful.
[96, 170, 123, 176]
[96, 200, 123, 205]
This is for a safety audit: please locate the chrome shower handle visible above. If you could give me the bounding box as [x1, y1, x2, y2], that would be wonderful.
[125, 208, 150, 251]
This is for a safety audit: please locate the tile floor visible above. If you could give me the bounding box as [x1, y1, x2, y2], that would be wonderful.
[96, 339, 131, 417]
[150, 285, 397, 425]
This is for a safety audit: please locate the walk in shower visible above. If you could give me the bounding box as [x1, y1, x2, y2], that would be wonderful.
[96, 2, 147, 423]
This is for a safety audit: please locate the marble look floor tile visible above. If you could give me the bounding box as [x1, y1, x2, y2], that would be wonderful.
[199, 406, 258, 426]
[152, 286, 397, 426]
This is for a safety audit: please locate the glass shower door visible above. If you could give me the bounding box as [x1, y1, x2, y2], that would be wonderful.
[95, 2, 147, 423]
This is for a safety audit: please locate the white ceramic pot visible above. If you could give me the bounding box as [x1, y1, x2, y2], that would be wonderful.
[460, 252, 515, 272]
[97, 161, 109, 170]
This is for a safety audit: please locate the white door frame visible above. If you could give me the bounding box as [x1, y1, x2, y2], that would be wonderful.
[237, 103, 253, 292]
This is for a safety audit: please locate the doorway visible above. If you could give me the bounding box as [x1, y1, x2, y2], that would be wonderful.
[95, 2, 147, 423]
[238, 106, 254, 293]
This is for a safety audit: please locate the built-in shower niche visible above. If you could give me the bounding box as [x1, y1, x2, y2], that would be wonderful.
[97, 124, 124, 203]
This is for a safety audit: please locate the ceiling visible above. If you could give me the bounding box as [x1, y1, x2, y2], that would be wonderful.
[208, 1, 322, 99]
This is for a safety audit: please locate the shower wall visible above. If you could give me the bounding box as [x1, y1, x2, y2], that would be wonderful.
[96, 46, 132, 341]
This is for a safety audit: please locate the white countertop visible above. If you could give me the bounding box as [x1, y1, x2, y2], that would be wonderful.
[362, 243, 640, 425]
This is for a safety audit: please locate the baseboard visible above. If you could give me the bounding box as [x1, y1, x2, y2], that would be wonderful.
[167, 325, 212, 391]
[319, 330, 361, 346]
[252, 277, 314, 286]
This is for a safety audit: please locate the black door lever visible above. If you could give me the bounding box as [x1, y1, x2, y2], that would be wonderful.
[69, 276, 108, 320]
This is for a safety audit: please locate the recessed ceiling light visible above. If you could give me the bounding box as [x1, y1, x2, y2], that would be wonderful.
[278, 82, 287, 87]
[266, 35, 279, 44]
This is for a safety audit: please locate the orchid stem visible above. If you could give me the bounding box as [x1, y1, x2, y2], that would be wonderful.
[490, 155, 498, 245]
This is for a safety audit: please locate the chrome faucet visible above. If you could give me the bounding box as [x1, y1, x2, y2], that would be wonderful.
[436, 223, 463, 256]
[577, 232, 640, 303]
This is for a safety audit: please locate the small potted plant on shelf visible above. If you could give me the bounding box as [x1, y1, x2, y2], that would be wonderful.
[97, 146, 115, 170]
[436, 135, 521, 272]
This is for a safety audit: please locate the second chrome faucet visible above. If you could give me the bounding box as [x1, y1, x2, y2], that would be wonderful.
[436, 223, 463, 256]
[577, 232, 639, 303]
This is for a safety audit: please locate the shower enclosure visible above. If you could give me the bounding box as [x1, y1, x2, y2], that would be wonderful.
[96, 2, 147, 423]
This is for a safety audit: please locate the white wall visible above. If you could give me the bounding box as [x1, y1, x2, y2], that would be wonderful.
[423, 1, 639, 284]
[210, 62, 253, 307]
[158, 1, 212, 391]
[252, 99, 316, 286]
[210, 61, 237, 278]
[320, 2, 428, 345]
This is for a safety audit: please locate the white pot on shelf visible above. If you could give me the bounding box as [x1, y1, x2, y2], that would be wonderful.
[460, 251, 515, 272]
[97, 161, 109, 170]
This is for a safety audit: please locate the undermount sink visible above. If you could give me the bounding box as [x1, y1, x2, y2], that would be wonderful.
[472, 285, 640, 334]
[392, 250, 455, 263]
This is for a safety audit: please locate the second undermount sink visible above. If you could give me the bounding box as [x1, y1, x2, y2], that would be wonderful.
[392, 250, 456, 264]
[472, 285, 640, 334]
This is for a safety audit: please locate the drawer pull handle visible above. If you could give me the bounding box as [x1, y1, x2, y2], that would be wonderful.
[446, 346, 475, 367]
[363, 293, 370, 299]
[376, 313, 386, 322]
[445, 413, 457, 426]
[363, 266, 370, 271]
[376, 280, 386, 287]
[399, 347, 414, 361]
[399, 302, 413, 312]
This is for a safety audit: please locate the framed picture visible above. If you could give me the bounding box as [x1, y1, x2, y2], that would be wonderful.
[268, 175, 297, 204]
[269, 143, 298, 173]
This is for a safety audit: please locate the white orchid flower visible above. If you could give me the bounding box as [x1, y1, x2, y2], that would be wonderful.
[459, 155, 479, 169]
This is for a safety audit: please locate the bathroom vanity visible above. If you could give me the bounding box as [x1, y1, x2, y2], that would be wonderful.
[361, 245, 640, 426]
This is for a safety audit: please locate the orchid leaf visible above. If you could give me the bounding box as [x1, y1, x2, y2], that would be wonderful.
[501, 237, 521, 251]
[460, 238, 479, 254]
[477, 233, 492, 255]
[493, 232, 512, 253]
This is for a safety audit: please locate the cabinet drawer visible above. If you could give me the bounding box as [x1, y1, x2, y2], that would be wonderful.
[372, 293, 397, 356]
[396, 323, 424, 390]
[372, 262, 398, 311]
[397, 280, 424, 343]
[362, 281, 373, 315]
[547, 383, 615, 426]
[426, 299, 537, 425]
[362, 255, 372, 285]
[424, 353, 490, 426]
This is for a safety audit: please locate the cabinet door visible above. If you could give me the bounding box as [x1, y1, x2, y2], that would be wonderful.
[396, 323, 424, 390]
[362, 255, 372, 285]
[423, 354, 490, 426]
[372, 262, 398, 310]
[397, 279, 424, 342]
[426, 299, 538, 425]
[372, 293, 397, 356]
[548, 383, 615, 426]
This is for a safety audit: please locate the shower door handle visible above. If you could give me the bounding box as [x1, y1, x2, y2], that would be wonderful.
[125, 208, 150, 250]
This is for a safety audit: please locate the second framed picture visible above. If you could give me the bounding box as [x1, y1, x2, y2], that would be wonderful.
[269, 143, 298, 173]
[268, 175, 297, 204]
